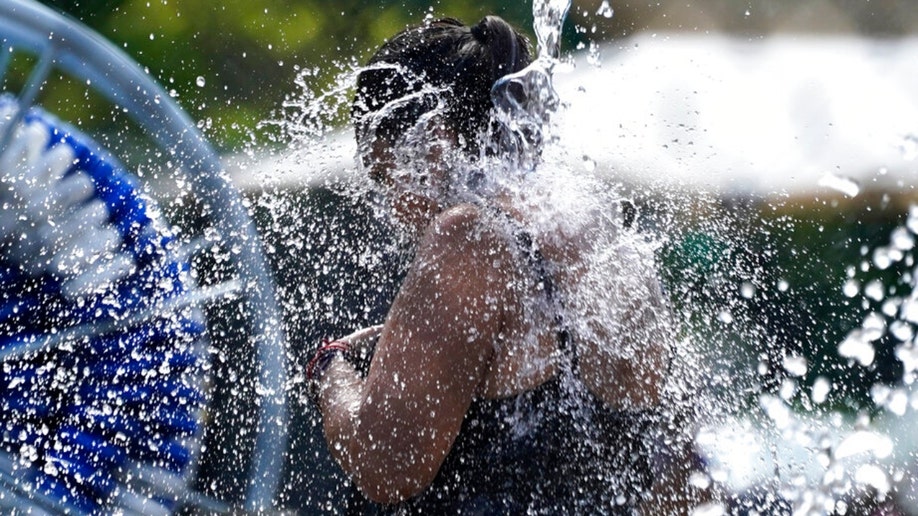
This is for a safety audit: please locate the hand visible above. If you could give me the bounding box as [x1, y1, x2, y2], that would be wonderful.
[337, 324, 383, 373]
[338, 324, 383, 352]
[306, 325, 382, 403]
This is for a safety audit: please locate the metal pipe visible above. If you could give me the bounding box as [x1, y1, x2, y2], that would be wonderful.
[0, 43, 54, 153]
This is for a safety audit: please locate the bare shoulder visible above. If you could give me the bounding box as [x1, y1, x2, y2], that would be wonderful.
[422, 204, 506, 255]
[428, 204, 485, 237]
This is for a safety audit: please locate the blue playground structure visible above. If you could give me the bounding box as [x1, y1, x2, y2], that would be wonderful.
[0, 0, 288, 512]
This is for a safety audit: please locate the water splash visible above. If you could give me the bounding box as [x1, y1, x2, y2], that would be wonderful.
[489, 0, 571, 171]
[533, 0, 571, 60]
[596, 0, 614, 19]
[251, 2, 918, 513]
[726, 195, 918, 513]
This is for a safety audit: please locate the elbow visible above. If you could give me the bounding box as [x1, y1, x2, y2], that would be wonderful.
[345, 434, 442, 505]
[352, 461, 435, 505]
[356, 476, 424, 506]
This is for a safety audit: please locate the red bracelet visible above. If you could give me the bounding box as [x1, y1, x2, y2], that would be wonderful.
[306, 340, 351, 384]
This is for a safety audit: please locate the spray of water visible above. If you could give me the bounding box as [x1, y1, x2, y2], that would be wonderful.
[254, 0, 723, 511]
[253, 1, 918, 513]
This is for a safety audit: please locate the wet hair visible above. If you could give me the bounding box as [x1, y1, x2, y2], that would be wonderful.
[352, 16, 532, 156]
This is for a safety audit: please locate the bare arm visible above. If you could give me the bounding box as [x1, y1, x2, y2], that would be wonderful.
[316, 205, 509, 504]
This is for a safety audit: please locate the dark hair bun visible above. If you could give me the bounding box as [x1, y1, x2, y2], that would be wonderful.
[472, 16, 529, 80]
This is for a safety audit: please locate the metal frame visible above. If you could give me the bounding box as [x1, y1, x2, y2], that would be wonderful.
[0, 0, 288, 511]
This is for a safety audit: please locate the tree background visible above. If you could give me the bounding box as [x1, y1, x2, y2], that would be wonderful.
[34, 0, 918, 151]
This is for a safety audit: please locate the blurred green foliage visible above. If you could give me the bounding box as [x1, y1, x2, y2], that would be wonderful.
[35, 0, 537, 151]
[28, 0, 918, 152]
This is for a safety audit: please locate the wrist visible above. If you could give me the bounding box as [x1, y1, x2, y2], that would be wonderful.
[307, 340, 351, 405]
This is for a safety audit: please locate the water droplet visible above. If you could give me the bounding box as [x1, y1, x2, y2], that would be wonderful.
[818, 172, 860, 197]
[838, 330, 875, 366]
[760, 395, 792, 429]
[811, 376, 831, 404]
[586, 41, 602, 67]
[740, 282, 755, 299]
[861, 313, 886, 342]
[717, 310, 733, 324]
[688, 471, 711, 489]
[887, 388, 908, 415]
[901, 298, 918, 324]
[779, 378, 797, 400]
[581, 155, 596, 172]
[896, 342, 918, 376]
[906, 205, 918, 234]
[872, 247, 893, 270]
[855, 464, 891, 493]
[836, 431, 893, 460]
[864, 280, 885, 301]
[842, 278, 859, 298]
[777, 279, 789, 292]
[891, 226, 915, 251]
[900, 134, 918, 161]
[596, 0, 614, 19]
[195, 76, 206, 88]
[782, 355, 808, 377]
[890, 321, 913, 342]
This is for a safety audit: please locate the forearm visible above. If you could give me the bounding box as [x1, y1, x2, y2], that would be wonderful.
[316, 356, 439, 504]
[317, 357, 364, 474]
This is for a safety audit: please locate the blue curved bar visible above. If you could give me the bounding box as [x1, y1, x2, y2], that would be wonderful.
[0, 0, 289, 511]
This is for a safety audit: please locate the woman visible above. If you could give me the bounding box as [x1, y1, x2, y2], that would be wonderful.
[308, 15, 674, 513]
